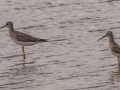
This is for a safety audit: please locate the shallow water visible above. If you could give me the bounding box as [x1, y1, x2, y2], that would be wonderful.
[0, 0, 120, 90]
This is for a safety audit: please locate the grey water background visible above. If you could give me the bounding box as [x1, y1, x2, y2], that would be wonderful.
[0, 0, 120, 90]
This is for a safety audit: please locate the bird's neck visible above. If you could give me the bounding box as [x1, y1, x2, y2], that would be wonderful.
[8, 26, 14, 33]
[109, 34, 115, 43]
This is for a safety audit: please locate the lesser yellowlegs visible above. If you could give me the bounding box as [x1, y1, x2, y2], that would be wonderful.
[98, 31, 120, 68]
[0, 21, 48, 59]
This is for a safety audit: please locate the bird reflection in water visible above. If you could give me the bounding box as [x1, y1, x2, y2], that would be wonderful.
[109, 69, 120, 89]
[14, 59, 35, 67]
[9, 63, 38, 85]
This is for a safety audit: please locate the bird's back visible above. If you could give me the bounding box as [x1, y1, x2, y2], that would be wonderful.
[14, 31, 47, 42]
[109, 41, 120, 57]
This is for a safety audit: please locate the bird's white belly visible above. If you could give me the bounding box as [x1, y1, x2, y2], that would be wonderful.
[11, 37, 39, 46]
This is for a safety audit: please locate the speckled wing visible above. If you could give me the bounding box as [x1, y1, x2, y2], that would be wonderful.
[16, 32, 47, 42]
[112, 44, 120, 54]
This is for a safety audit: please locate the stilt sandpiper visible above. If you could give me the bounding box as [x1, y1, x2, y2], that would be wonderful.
[98, 31, 120, 68]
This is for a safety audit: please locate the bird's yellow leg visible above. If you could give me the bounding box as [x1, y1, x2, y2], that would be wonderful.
[118, 60, 120, 68]
[22, 46, 26, 59]
[117, 57, 120, 69]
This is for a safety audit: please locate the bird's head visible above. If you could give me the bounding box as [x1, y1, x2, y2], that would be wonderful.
[0, 21, 13, 29]
[98, 31, 113, 41]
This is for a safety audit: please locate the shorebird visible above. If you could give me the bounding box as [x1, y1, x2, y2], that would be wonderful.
[0, 21, 48, 59]
[98, 31, 120, 68]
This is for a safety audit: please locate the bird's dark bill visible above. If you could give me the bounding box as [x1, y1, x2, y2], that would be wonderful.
[0, 26, 6, 29]
[98, 35, 106, 41]
[0, 25, 6, 29]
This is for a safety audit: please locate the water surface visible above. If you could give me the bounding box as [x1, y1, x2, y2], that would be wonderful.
[0, 0, 120, 90]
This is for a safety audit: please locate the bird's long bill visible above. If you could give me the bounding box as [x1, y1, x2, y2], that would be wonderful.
[0, 25, 6, 29]
[98, 34, 106, 41]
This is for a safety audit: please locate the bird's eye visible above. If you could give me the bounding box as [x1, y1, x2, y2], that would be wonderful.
[7, 24, 8, 25]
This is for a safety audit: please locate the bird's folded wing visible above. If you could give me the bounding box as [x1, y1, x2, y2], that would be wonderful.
[16, 33, 40, 42]
[112, 44, 120, 54]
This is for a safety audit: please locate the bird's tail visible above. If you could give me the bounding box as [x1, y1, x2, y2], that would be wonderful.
[39, 39, 48, 42]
